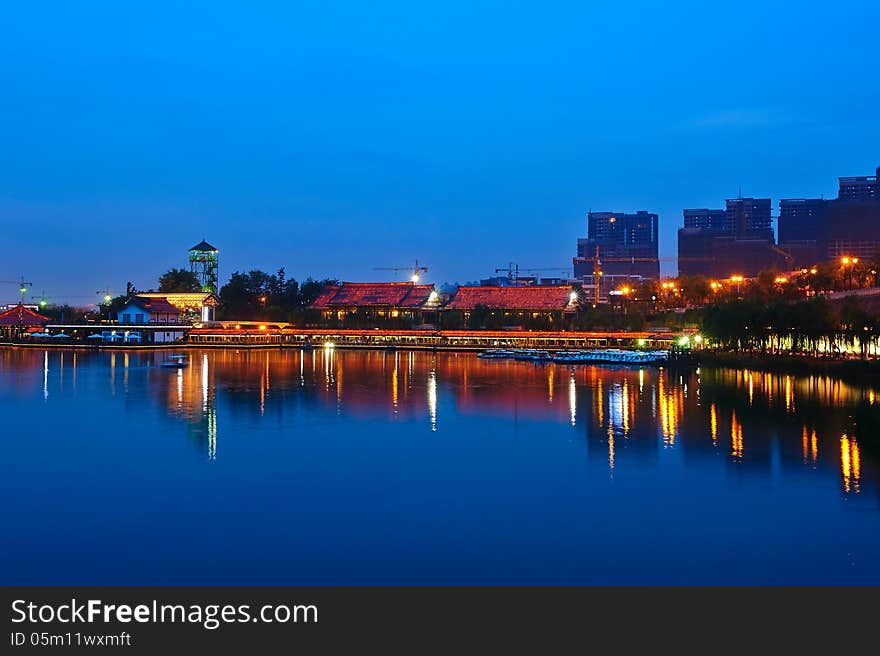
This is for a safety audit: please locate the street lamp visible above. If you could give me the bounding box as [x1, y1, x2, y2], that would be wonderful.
[840, 256, 859, 290]
[730, 275, 744, 295]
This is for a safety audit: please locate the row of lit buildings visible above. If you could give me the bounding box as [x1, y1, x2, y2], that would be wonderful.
[571, 166, 880, 298]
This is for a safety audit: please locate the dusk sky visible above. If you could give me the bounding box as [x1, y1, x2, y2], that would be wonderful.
[2, 1, 878, 303]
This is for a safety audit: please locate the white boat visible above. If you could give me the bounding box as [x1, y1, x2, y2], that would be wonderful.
[160, 355, 190, 369]
[550, 349, 668, 365]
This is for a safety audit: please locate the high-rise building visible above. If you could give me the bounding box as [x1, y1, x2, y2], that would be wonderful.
[777, 199, 824, 268]
[683, 208, 728, 232]
[776, 167, 880, 265]
[725, 197, 772, 239]
[574, 210, 659, 279]
[677, 196, 787, 278]
[573, 210, 659, 302]
[838, 169, 879, 201]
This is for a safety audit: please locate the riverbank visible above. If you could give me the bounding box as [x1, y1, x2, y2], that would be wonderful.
[698, 350, 880, 384]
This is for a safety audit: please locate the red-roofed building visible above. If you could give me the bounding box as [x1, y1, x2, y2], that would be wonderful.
[0, 303, 51, 339]
[310, 282, 441, 326]
[444, 286, 579, 329]
[117, 296, 183, 325]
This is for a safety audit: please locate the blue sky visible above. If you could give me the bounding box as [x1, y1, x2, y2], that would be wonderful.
[1, 1, 878, 302]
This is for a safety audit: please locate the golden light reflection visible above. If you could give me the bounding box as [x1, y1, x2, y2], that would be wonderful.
[607, 425, 615, 474]
[657, 371, 681, 446]
[392, 354, 399, 410]
[730, 410, 743, 458]
[428, 369, 437, 431]
[43, 350, 49, 401]
[710, 404, 718, 445]
[840, 434, 861, 494]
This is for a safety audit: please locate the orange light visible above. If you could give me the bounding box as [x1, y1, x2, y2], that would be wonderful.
[774, 276, 788, 284]
[841, 257, 850, 265]
[258, 325, 267, 331]
[810, 268, 817, 275]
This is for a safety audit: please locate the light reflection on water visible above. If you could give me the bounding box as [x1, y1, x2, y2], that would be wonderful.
[1, 347, 879, 584]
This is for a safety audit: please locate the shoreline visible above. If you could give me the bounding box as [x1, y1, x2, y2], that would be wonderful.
[4, 341, 878, 385]
[697, 351, 880, 384]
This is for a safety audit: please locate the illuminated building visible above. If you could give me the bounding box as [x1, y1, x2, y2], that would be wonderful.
[0, 303, 50, 339]
[137, 292, 219, 323]
[117, 297, 181, 325]
[443, 285, 578, 326]
[310, 281, 442, 325]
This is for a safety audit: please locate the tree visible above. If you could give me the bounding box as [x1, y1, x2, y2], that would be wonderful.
[678, 275, 710, 307]
[298, 277, 339, 307]
[159, 269, 202, 293]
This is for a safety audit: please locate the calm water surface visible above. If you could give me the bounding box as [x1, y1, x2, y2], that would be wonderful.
[2, 347, 879, 584]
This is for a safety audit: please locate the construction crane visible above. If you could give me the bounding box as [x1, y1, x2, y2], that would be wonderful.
[522, 266, 573, 279]
[96, 288, 114, 305]
[31, 291, 50, 309]
[0, 276, 33, 303]
[373, 260, 429, 283]
[495, 263, 520, 285]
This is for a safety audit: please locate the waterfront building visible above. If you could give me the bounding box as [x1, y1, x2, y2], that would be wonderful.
[137, 292, 219, 323]
[0, 303, 50, 339]
[310, 282, 442, 325]
[117, 297, 182, 325]
[444, 285, 578, 327]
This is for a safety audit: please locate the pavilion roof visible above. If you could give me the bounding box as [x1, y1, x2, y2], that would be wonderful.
[310, 282, 439, 309]
[125, 297, 182, 314]
[189, 240, 218, 252]
[0, 303, 51, 327]
[137, 292, 219, 308]
[445, 286, 576, 311]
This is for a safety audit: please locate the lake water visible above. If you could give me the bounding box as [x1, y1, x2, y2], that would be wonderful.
[2, 347, 879, 584]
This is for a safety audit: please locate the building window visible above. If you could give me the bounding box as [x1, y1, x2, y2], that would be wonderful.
[135, 313, 144, 324]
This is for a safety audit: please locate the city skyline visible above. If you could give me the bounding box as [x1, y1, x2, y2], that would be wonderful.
[2, 1, 879, 300]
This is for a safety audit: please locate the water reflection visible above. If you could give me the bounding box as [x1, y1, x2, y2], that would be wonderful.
[1, 347, 878, 501]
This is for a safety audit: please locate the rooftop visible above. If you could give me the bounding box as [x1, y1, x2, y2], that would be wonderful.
[138, 292, 219, 308]
[189, 240, 219, 252]
[124, 297, 181, 314]
[446, 286, 576, 311]
[310, 282, 439, 309]
[0, 303, 51, 327]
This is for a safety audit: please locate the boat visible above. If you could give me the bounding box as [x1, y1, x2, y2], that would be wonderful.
[550, 349, 669, 365]
[477, 347, 669, 365]
[160, 355, 190, 369]
[477, 349, 516, 359]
